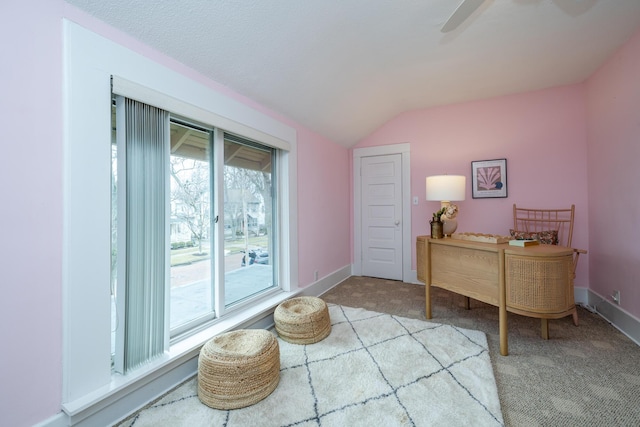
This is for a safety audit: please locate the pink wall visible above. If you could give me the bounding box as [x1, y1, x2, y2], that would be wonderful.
[297, 126, 351, 283]
[586, 29, 640, 318]
[355, 86, 590, 287]
[0, 1, 64, 426]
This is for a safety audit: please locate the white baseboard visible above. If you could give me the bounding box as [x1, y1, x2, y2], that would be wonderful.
[33, 412, 68, 427]
[406, 269, 419, 285]
[579, 288, 640, 346]
[573, 286, 590, 306]
[301, 265, 352, 297]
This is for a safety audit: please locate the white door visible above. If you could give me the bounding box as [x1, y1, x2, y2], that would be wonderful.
[360, 154, 403, 280]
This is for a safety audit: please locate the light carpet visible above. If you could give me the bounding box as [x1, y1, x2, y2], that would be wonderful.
[119, 305, 504, 426]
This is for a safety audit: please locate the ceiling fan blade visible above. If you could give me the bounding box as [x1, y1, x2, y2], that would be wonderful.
[441, 0, 486, 33]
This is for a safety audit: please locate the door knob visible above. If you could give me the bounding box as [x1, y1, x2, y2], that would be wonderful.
[395, 220, 400, 225]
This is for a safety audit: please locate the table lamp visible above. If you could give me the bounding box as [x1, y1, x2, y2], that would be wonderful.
[426, 175, 466, 236]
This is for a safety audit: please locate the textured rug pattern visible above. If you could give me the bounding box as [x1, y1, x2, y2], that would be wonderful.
[322, 277, 640, 427]
[120, 305, 503, 426]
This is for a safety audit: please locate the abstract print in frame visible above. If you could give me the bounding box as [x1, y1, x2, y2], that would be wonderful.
[471, 158, 507, 198]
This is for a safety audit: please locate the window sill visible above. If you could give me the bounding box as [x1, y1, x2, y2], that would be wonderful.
[62, 289, 300, 418]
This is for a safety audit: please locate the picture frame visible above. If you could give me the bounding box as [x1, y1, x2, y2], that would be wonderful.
[471, 158, 508, 199]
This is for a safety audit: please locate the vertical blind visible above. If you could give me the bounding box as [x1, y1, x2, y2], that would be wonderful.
[118, 98, 170, 373]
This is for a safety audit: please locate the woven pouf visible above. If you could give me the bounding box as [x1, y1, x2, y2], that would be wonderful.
[197, 329, 280, 410]
[274, 296, 331, 344]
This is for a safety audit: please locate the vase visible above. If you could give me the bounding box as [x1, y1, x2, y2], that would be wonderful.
[430, 220, 444, 239]
[441, 217, 458, 237]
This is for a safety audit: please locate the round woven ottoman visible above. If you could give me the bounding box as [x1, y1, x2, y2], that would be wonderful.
[274, 296, 331, 344]
[197, 329, 280, 410]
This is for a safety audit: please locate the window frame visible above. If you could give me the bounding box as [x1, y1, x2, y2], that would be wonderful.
[62, 20, 298, 415]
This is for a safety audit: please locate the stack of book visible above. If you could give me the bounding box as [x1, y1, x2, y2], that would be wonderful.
[508, 239, 539, 247]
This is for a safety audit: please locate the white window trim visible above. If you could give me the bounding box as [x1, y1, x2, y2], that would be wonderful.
[62, 19, 298, 416]
[111, 76, 291, 152]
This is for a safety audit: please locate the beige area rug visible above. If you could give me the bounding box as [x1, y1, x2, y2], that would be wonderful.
[119, 305, 504, 426]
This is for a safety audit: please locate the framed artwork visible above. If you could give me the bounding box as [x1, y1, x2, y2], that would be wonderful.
[471, 158, 507, 198]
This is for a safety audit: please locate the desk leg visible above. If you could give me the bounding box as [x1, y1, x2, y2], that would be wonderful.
[498, 249, 508, 356]
[499, 305, 508, 356]
[425, 239, 432, 319]
[541, 319, 549, 340]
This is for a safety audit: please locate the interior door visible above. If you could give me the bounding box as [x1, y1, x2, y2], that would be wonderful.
[360, 154, 403, 280]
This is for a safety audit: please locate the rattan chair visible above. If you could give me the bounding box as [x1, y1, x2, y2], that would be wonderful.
[511, 204, 587, 336]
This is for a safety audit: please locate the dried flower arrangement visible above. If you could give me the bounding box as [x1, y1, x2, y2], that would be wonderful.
[432, 203, 458, 222]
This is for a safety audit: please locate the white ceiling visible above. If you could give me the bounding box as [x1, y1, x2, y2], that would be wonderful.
[65, 0, 640, 147]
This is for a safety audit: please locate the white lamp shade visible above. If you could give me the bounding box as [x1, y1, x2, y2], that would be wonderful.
[426, 175, 466, 201]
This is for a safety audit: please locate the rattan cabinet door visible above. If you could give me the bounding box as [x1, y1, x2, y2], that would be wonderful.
[505, 253, 574, 317]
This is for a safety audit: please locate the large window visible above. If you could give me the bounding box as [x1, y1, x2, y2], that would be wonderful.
[63, 22, 297, 410]
[110, 99, 279, 372]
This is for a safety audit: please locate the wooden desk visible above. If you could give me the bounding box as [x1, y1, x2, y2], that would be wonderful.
[417, 236, 575, 356]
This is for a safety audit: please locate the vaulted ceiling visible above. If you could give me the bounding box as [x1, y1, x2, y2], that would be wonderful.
[67, 0, 640, 147]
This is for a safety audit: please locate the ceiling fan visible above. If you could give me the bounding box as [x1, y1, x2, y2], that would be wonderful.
[441, 0, 487, 33]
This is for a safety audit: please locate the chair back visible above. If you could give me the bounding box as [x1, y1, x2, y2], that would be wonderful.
[512, 204, 575, 247]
